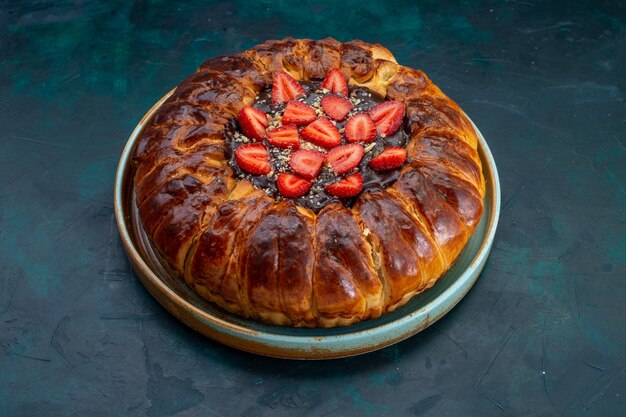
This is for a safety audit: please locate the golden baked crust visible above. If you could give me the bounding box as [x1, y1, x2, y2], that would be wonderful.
[132, 38, 485, 327]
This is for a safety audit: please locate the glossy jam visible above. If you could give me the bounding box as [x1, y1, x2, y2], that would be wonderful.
[226, 82, 409, 212]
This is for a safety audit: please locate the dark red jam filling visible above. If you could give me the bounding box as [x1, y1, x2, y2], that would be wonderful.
[226, 81, 409, 212]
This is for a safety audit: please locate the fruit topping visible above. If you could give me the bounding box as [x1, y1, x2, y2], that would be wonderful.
[321, 95, 353, 121]
[289, 149, 325, 179]
[232, 69, 411, 207]
[325, 144, 364, 175]
[281, 100, 317, 125]
[300, 117, 342, 149]
[369, 147, 407, 171]
[234, 143, 271, 175]
[271, 71, 305, 105]
[320, 68, 348, 96]
[368, 101, 405, 136]
[237, 106, 268, 140]
[345, 113, 376, 143]
[277, 173, 312, 198]
[325, 173, 363, 198]
[266, 125, 300, 149]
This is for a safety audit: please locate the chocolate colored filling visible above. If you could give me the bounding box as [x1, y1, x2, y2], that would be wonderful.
[226, 81, 409, 212]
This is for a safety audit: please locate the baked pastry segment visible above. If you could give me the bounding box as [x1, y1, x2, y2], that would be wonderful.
[133, 38, 485, 327]
[415, 164, 484, 229]
[355, 191, 446, 309]
[390, 168, 470, 266]
[314, 204, 383, 326]
[243, 203, 316, 326]
[185, 182, 273, 314]
[150, 175, 232, 271]
[199, 54, 270, 90]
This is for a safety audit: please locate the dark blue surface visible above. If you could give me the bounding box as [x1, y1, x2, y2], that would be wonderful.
[1, 1, 624, 416]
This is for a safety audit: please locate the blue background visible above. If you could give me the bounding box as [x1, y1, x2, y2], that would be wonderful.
[1, 1, 624, 415]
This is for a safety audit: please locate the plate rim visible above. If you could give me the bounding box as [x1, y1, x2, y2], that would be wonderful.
[114, 89, 501, 360]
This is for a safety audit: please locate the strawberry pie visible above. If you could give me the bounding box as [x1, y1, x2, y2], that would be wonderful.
[133, 38, 485, 327]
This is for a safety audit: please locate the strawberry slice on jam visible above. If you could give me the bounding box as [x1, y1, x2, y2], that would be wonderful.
[234, 143, 271, 175]
[266, 125, 300, 149]
[345, 113, 376, 143]
[237, 106, 268, 141]
[325, 173, 363, 198]
[321, 68, 348, 96]
[368, 101, 405, 136]
[281, 100, 316, 125]
[277, 173, 312, 198]
[300, 117, 341, 149]
[325, 143, 364, 175]
[289, 149, 325, 179]
[321, 95, 353, 122]
[369, 147, 407, 171]
[271, 71, 305, 105]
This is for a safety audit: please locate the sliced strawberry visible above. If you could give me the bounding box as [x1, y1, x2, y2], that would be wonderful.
[266, 125, 300, 149]
[237, 106, 268, 140]
[321, 68, 348, 96]
[325, 143, 364, 175]
[276, 173, 312, 198]
[300, 117, 341, 149]
[345, 113, 376, 143]
[281, 100, 316, 125]
[234, 143, 271, 175]
[289, 149, 325, 179]
[321, 95, 353, 121]
[325, 173, 363, 198]
[369, 147, 407, 171]
[271, 71, 305, 105]
[368, 101, 405, 136]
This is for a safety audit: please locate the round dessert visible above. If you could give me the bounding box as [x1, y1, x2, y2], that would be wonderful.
[132, 38, 485, 328]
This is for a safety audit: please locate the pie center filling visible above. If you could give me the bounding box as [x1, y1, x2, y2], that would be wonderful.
[227, 69, 409, 212]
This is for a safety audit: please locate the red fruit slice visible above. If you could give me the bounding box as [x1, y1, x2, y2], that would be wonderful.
[325, 143, 364, 175]
[237, 106, 268, 140]
[281, 100, 317, 125]
[369, 147, 407, 171]
[321, 95, 353, 121]
[266, 125, 300, 149]
[271, 71, 305, 105]
[368, 101, 405, 136]
[300, 117, 341, 149]
[345, 113, 376, 143]
[325, 173, 363, 198]
[277, 173, 312, 198]
[321, 68, 348, 96]
[289, 149, 325, 179]
[234, 143, 271, 175]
